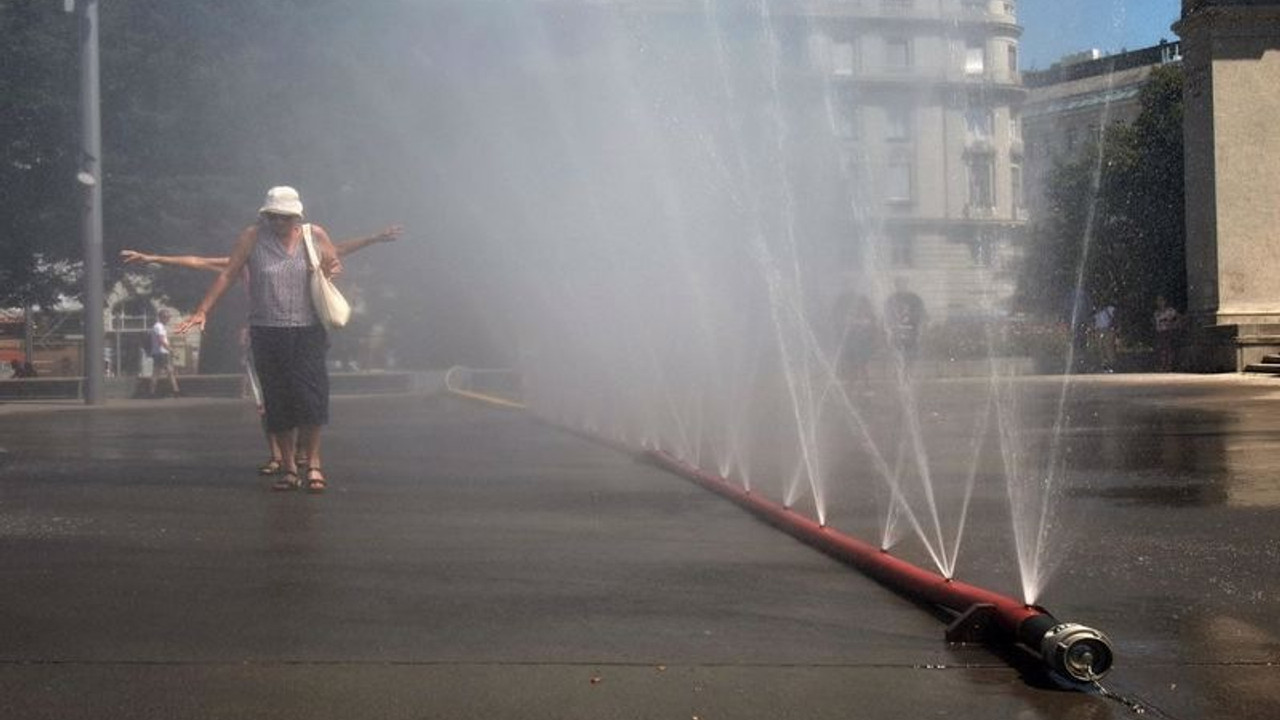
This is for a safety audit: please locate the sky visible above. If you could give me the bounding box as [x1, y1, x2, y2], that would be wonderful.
[1018, 0, 1184, 70]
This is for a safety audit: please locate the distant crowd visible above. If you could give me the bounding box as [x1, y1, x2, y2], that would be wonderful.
[4, 359, 38, 379]
[831, 283, 1187, 378]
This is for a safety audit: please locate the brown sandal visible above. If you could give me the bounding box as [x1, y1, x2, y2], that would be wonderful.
[305, 467, 327, 494]
[271, 471, 301, 492]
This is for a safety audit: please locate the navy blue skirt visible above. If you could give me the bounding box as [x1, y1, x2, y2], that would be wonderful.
[250, 325, 329, 432]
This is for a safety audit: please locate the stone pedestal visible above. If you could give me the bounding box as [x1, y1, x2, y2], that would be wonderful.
[1176, 1, 1280, 370]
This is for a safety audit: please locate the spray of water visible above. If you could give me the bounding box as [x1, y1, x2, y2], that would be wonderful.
[1011, 63, 1122, 605]
[499, 2, 1127, 599]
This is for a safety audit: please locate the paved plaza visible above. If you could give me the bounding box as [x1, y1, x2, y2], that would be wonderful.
[1, 376, 1277, 719]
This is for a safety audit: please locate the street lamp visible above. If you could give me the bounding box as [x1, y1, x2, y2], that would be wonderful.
[68, 0, 104, 404]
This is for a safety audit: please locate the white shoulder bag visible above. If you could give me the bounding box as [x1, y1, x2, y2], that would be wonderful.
[302, 223, 351, 329]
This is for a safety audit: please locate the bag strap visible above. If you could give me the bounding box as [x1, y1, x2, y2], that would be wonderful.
[301, 223, 321, 272]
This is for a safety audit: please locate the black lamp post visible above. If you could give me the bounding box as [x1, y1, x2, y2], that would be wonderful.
[69, 0, 104, 404]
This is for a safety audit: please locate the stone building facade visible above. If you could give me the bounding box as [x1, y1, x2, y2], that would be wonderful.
[777, 0, 1029, 320]
[1175, 0, 1280, 370]
[543, 0, 1029, 322]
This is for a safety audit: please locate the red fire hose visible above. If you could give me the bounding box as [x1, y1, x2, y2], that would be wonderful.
[445, 377, 1116, 686]
[645, 449, 1114, 684]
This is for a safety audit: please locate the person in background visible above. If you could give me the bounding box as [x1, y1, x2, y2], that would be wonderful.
[884, 279, 926, 374]
[1092, 302, 1118, 373]
[148, 309, 180, 397]
[1065, 287, 1091, 371]
[833, 292, 878, 389]
[1153, 295, 1181, 372]
[177, 186, 342, 493]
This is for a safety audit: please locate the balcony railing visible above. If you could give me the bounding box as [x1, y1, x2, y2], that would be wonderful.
[797, 0, 949, 21]
[964, 204, 996, 220]
[958, 1, 1018, 22]
[965, 137, 996, 153]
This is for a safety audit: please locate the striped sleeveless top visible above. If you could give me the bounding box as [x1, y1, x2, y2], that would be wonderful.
[247, 221, 318, 327]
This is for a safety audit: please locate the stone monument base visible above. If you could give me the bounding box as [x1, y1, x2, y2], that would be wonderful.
[1182, 320, 1277, 373]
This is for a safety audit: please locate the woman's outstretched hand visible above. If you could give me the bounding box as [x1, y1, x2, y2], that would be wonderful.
[376, 225, 404, 243]
[119, 250, 154, 265]
[175, 311, 206, 334]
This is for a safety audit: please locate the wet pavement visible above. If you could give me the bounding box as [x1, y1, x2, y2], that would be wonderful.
[0, 377, 1277, 719]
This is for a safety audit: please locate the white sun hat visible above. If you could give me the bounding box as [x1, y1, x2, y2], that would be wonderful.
[258, 186, 304, 217]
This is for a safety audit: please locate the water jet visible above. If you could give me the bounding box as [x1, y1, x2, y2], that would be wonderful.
[446, 377, 1115, 685]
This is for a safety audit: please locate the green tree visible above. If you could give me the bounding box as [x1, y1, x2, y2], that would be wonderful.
[0, 1, 79, 308]
[1018, 64, 1185, 347]
[3, 1, 527, 371]
[1094, 65, 1186, 345]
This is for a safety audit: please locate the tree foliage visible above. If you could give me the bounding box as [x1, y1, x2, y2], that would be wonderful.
[1017, 64, 1186, 345]
[4, 0, 430, 296]
[0, 1, 79, 308]
[2, 1, 493, 368]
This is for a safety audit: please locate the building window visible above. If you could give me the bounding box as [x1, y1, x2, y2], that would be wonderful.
[1007, 44, 1019, 75]
[1065, 127, 1078, 152]
[840, 231, 865, 266]
[808, 33, 829, 71]
[1011, 163, 1024, 209]
[779, 28, 806, 68]
[967, 155, 995, 208]
[970, 231, 995, 267]
[1009, 112, 1021, 142]
[885, 38, 911, 71]
[886, 106, 912, 141]
[965, 108, 993, 140]
[890, 230, 915, 268]
[887, 153, 914, 203]
[831, 102, 860, 140]
[962, 0, 987, 10]
[965, 40, 985, 75]
[832, 42, 856, 76]
[838, 148, 864, 178]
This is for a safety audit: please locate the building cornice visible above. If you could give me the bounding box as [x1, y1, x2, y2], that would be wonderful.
[814, 75, 1028, 102]
[599, 0, 1025, 38]
[1175, 6, 1280, 37]
[882, 216, 1027, 232]
[799, 14, 1024, 40]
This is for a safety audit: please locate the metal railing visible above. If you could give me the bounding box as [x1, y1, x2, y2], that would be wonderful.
[443, 366, 526, 409]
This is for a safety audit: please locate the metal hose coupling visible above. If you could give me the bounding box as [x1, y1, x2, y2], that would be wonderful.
[1019, 615, 1115, 683]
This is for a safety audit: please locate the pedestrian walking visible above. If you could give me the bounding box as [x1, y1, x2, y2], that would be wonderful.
[1093, 303, 1117, 372]
[148, 310, 181, 396]
[833, 292, 878, 388]
[1154, 295, 1181, 372]
[884, 279, 926, 373]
